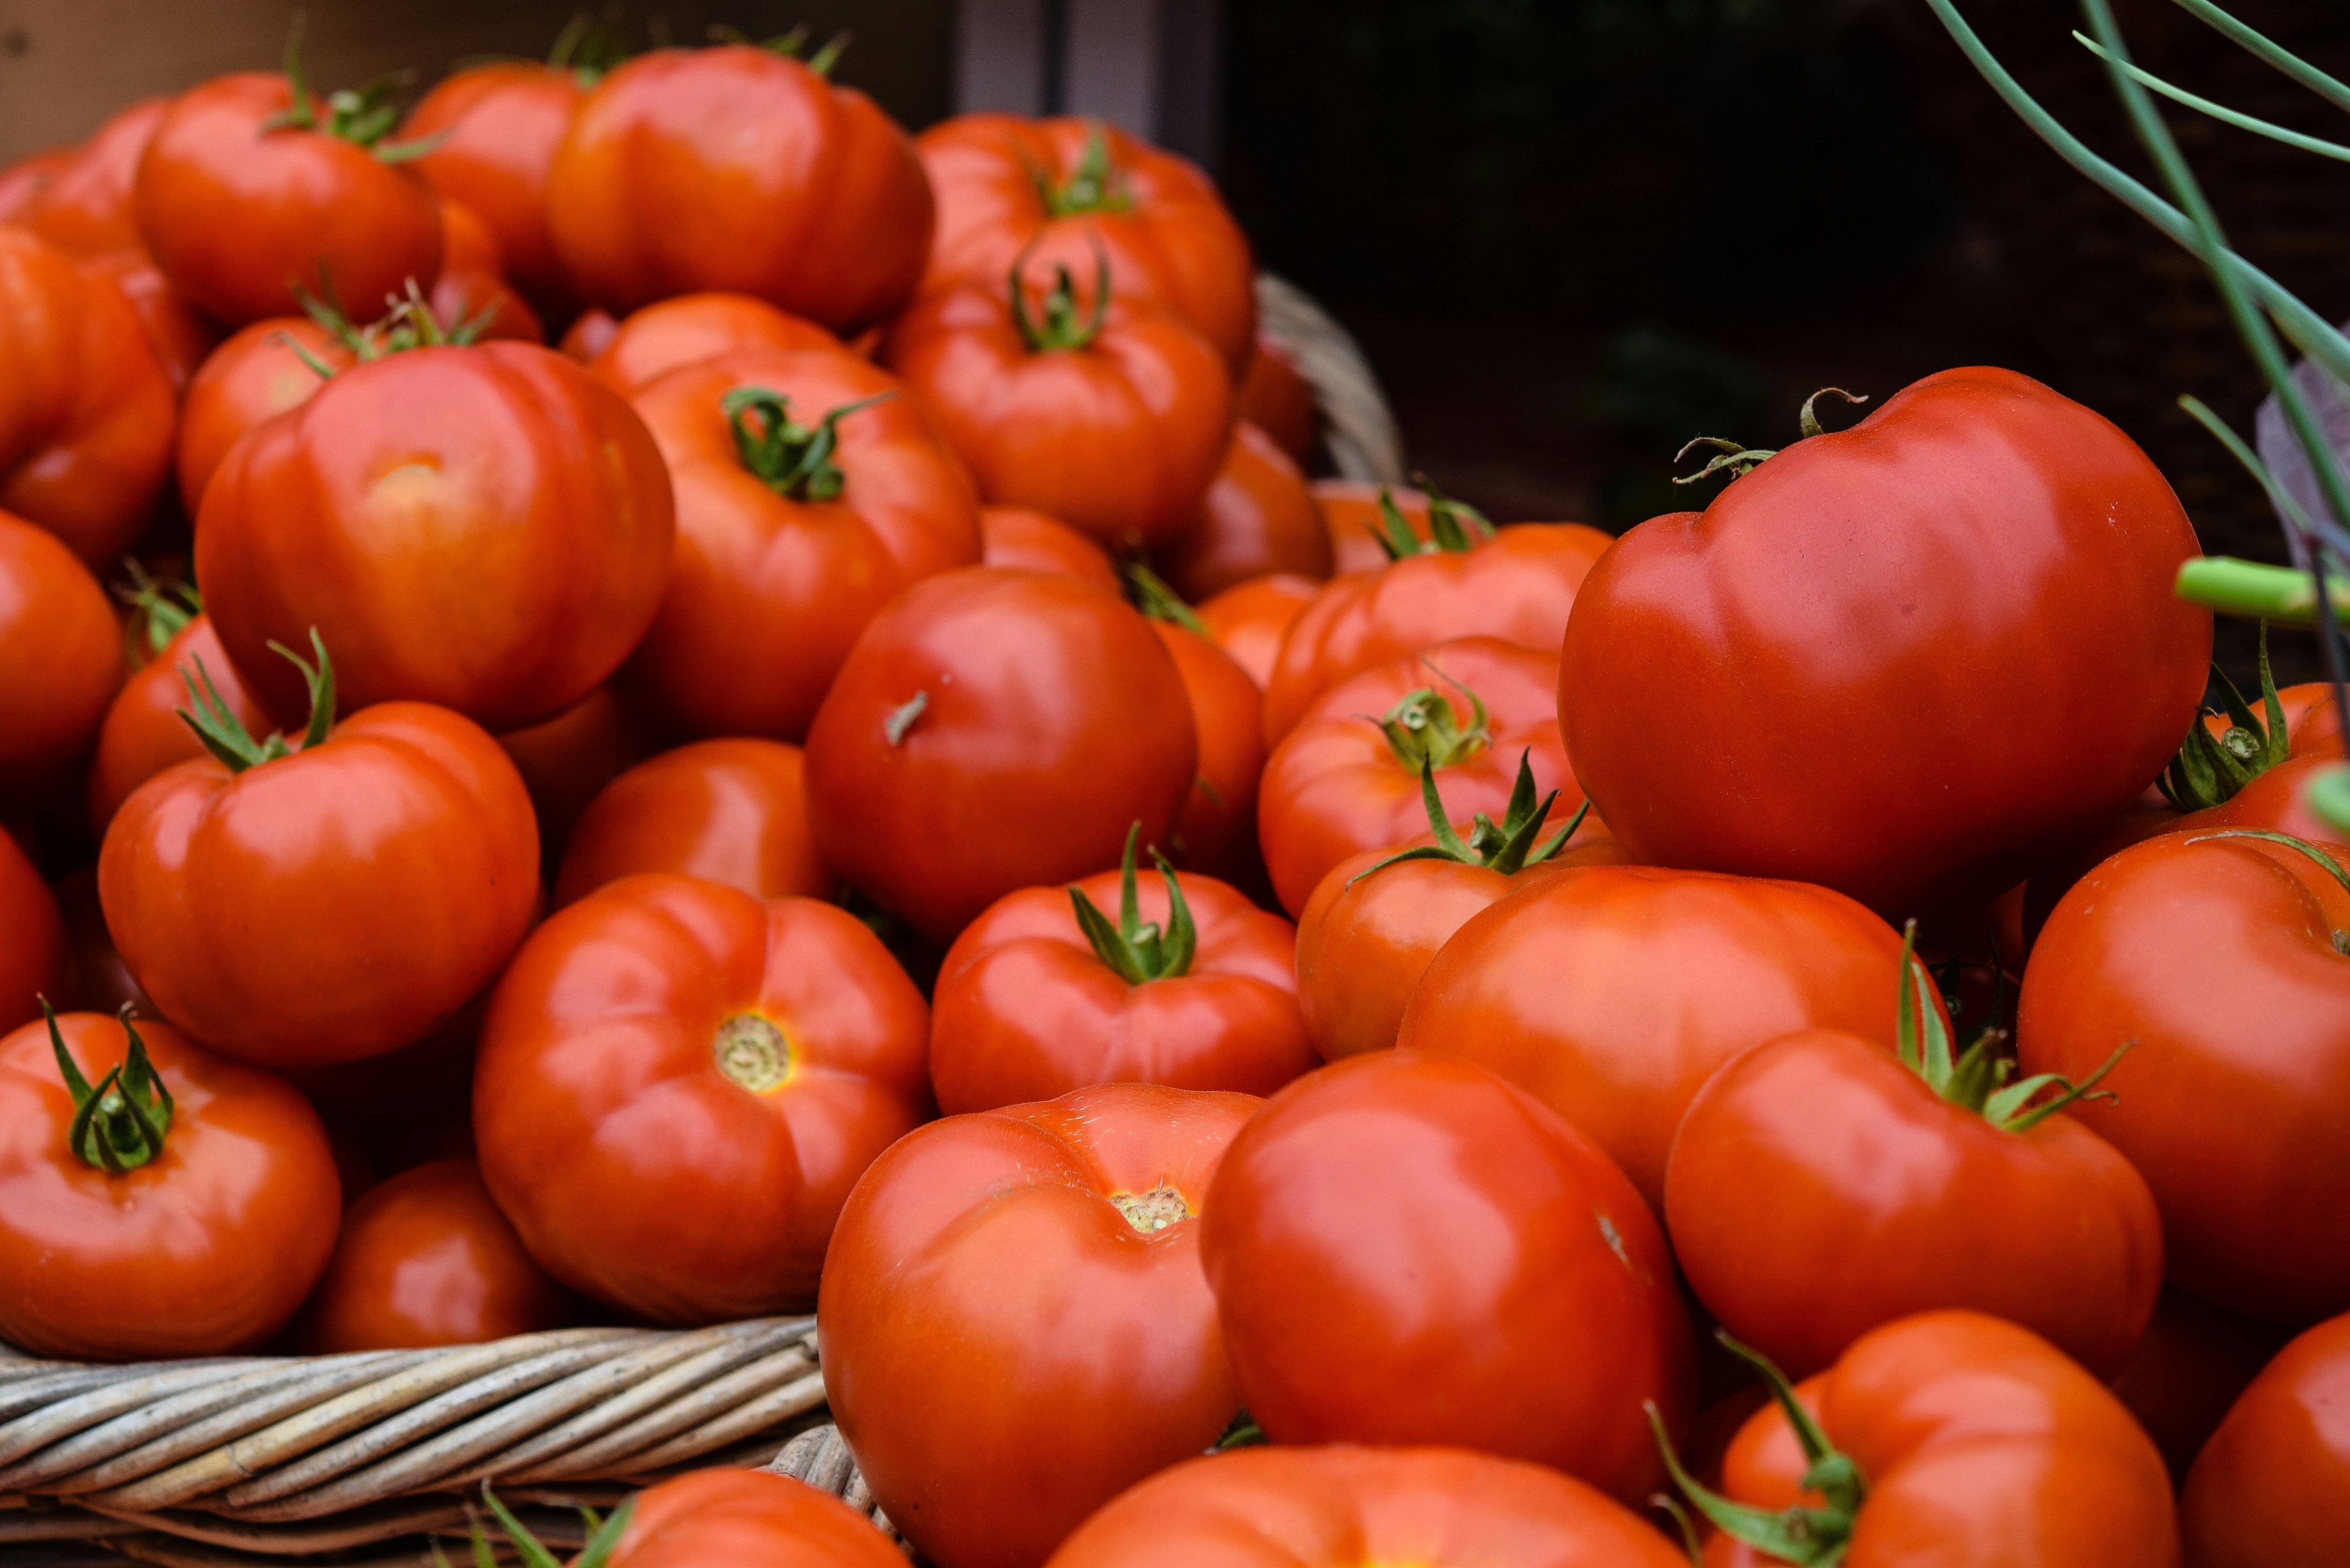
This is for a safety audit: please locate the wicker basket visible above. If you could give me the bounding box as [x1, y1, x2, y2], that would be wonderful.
[0, 278, 1401, 1567]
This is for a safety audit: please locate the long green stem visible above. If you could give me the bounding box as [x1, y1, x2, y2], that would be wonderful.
[2072, 33, 2350, 161]
[2176, 558, 2350, 626]
[2168, 0, 2350, 115]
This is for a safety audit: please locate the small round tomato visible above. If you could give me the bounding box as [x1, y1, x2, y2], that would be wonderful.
[0, 229, 175, 566]
[618, 347, 979, 742]
[87, 612, 270, 834]
[100, 652, 539, 1069]
[0, 829, 64, 1032]
[1264, 515, 1611, 745]
[477, 876, 931, 1322]
[1397, 864, 1917, 1207]
[1237, 329, 1318, 465]
[548, 45, 931, 331]
[15, 99, 165, 256]
[589, 292, 843, 393]
[174, 316, 350, 512]
[402, 61, 587, 306]
[1314, 481, 1431, 576]
[198, 340, 675, 731]
[606, 1469, 909, 1568]
[2019, 828, 2350, 1324]
[493, 685, 647, 873]
[1200, 1050, 1692, 1504]
[884, 257, 1232, 551]
[804, 568, 1199, 943]
[1159, 420, 1331, 602]
[296, 1157, 570, 1351]
[1680, 1310, 2176, 1566]
[81, 247, 216, 394]
[0, 1007, 341, 1359]
[978, 504, 1120, 596]
[134, 69, 443, 325]
[556, 738, 834, 907]
[0, 509, 123, 812]
[1046, 1446, 1690, 1568]
[428, 198, 543, 344]
[2182, 1310, 2350, 1565]
[1259, 636, 1576, 916]
[931, 829, 1311, 1113]
[1196, 572, 1320, 689]
[819, 1081, 1255, 1568]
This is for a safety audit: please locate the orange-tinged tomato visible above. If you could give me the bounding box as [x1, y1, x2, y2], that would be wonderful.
[80, 247, 216, 394]
[0, 828, 63, 1032]
[0, 509, 122, 812]
[607, 1469, 909, 1568]
[1196, 572, 1319, 689]
[978, 504, 1121, 596]
[590, 292, 843, 393]
[1160, 420, 1331, 602]
[87, 613, 269, 834]
[556, 738, 834, 908]
[402, 61, 586, 306]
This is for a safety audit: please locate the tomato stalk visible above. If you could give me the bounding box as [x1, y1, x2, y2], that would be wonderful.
[1008, 234, 1112, 354]
[44, 1000, 175, 1174]
[113, 562, 200, 662]
[1349, 751, 1588, 889]
[1672, 388, 1870, 487]
[1040, 124, 1131, 216]
[274, 282, 491, 384]
[176, 628, 333, 774]
[1124, 560, 1211, 637]
[1648, 1332, 1864, 1566]
[260, 15, 443, 163]
[709, 22, 851, 76]
[1373, 662, 1493, 774]
[1368, 483, 1492, 561]
[1069, 823, 1197, 985]
[721, 386, 893, 502]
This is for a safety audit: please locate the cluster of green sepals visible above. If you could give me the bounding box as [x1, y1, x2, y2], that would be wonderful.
[1008, 233, 1113, 354]
[2160, 624, 2291, 811]
[176, 628, 335, 775]
[709, 22, 850, 76]
[1069, 824, 1197, 985]
[43, 1000, 175, 1174]
[1039, 126, 1130, 217]
[1367, 483, 1492, 562]
[723, 387, 893, 503]
[1672, 388, 1870, 487]
[1350, 750, 1588, 890]
[275, 280, 496, 385]
[114, 563, 201, 663]
[260, 17, 443, 162]
[1123, 561, 1210, 637]
[428, 1483, 633, 1568]
[1372, 662, 1493, 776]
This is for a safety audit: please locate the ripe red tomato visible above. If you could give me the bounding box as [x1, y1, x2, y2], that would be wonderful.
[402, 62, 586, 306]
[1201, 1051, 1692, 1503]
[977, 504, 1120, 596]
[2182, 1310, 2350, 1565]
[606, 1469, 909, 1568]
[492, 685, 647, 873]
[0, 1008, 341, 1359]
[1259, 637, 1576, 916]
[0, 229, 175, 566]
[1160, 421, 1331, 602]
[618, 346, 978, 741]
[1237, 330, 1318, 465]
[1197, 572, 1320, 688]
[1315, 481, 1431, 575]
[819, 1081, 1255, 1568]
[548, 45, 930, 331]
[197, 340, 675, 731]
[15, 99, 166, 257]
[1397, 864, 1916, 1207]
[134, 70, 443, 325]
[588, 292, 843, 393]
[0, 829, 63, 1032]
[556, 738, 834, 908]
[918, 115, 1255, 371]
[1561, 368, 2209, 918]
[80, 247, 216, 394]
[477, 877, 931, 1322]
[884, 260, 1232, 551]
[0, 509, 122, 812]
[0, 151, 70, 223]
[428, 198, 544, 344]
[296, 1157, 571, 1351]
[100, 667, 540, 1069]
[931, 833, 1310, 1113]
[805, 568, 1199, 943]
[1264, 521, 1611, 745]
[1665, 983, 2163, 1379]
[2019, 828, 2350, 1324]
[174, 316, 348, 511]
[2110, 1287, 2294, 1485]
[86, 613, 270, 833]
[1049, 1446, 1688, 1568]
[1150, 617, 1268, 884]
[1689, 1310, 2176, 1565]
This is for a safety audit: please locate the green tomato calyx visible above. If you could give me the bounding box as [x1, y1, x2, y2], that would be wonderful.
[1349, 748, 1587, 891]
[175, 627, 335, 776]
[1069, 823, 1197, 985]
[1041, 124, 1131, 217]
[723, 385, 893, 502]
[47, 1000, 176, 1175]
[1368, 479, 1493, 562]
[2159, 623, 2293, 812]
[1009, 232, 1112, 353]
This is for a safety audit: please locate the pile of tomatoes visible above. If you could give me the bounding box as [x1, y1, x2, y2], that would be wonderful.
[1, 24, 2344, 1568]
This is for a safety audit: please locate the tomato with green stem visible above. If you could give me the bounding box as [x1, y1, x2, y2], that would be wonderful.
[555, 737, 833, 908]
[100, 635, 540, 1068]
[87, 610, 270, 834]
[0, 829, 63, 1033]
[588, 292, 843, 393]
[1160, 420, 1332, 602]
[2181, 1308, 2350, 1566]
[1316, 482, 1431, 577]
[0, 509, 122, 813]
[1197, 572, 1319, 689]
[978, 504, 1121, 595]
[0, 1004, 341, 1359]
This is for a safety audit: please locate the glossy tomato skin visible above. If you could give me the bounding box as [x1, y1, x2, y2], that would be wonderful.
[16, 99, 165, 256]
[2019, 829, 2350, 1324]
[0, 510, 122, 811]
[493, 686, 647, 875]
[1197, 572, 1319, 689]
[403, 63, 584, 306]
[618, 347, 980, 742]
[589, 292, 842, 393]
[1710, 1310, 2177, 1567]
[2181, 1310, 2350, 1567]
[556, 738, 833, 907]
[296, 1158, 570, 1351]
[0, 828, 64, 1032]
[1047, 1445, 1689, 1568]
[81, 247, 215, 394]
[174, 316, 350, 513]
[1264, 524, 1611, 745]
[548, 47, 930, 331]
[1160, 420, 1331, 602]
[918, 115, 1254, 371]
[100, 701, 540, 1069]
[884, 281, 1232, 551]
[2111, 1287, 2295, 1485]
[819, 1082, 1255, 1568]
[1562, 367, 2209, 919]
[977, 504, 1120, 596]
[1237, 330, 1318, 464]
[1259, 637, 1577, 916]
[0, 229, 175, 566]
[1397, 864, 1915, 1208]
[198, 341, 675, 731]
[1201, 1051, 1692, 1503]
[1315, 481, 1431, 577]
[429, 198, 544, 345]
[477, 877, 931, 1322]
[134, 72, 442, 325]
[1154, 621, 1266, 883]
[87, 613, 270, 834]
[0, 1011, 341, 1359]
[607, 1469, 908, 1568]
[1665, 1027, 2163, 1380]
[932, 869, 1309, 1113]
[805, 568, 1199, 943]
